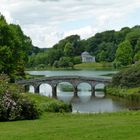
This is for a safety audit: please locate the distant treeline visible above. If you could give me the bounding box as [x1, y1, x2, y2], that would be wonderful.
[1, 13, 140, 80]
[27, 26, 140, 68]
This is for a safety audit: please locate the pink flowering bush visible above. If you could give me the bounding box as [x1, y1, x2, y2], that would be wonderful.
[0, 74, 40, 121]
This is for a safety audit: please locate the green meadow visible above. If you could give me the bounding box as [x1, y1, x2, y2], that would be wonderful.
[74, 62, 113, 70]
[0, 111, 140, 140]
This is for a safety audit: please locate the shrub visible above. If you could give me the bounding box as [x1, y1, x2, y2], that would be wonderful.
[112, 62, 140, 88]
[0, 91, 40, 121]
[0, 92, 21, 121]
[19, 97, 40, 120]
[40, 100, 72, 113]
[25, 93, 72, 113]
[0, 74, 40, 121]
[107, 86, 140, 102]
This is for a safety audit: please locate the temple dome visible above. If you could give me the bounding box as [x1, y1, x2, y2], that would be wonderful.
[82, 51, 89, 55]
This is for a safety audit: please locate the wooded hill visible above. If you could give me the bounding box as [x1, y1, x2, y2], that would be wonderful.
[28, 25, 140, 68]
[1, 14, 140, 74]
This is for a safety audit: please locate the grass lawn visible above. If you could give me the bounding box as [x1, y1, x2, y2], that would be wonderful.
[74, 62, 113, 70]
[26, 62, 114, 71]
[0, 111, 140, 140]
[107, 87, 140, 102]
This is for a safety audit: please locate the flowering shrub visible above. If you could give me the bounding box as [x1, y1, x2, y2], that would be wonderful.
[0, 74, 40, 121]
[0, 92, 21, 121]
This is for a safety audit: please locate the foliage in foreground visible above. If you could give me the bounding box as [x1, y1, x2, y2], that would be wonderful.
[108, 62, 140, 101]
[112, 62, 140, 88]
[25, 93, 72, 113]
[0, 92, 40, 121]
[107, 86, 140, 102]
[0, 74, 72, 121]
[0, 74, 40, 121]
[0, 15, 34, 81]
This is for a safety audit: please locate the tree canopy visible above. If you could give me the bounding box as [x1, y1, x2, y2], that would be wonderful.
[28, 25, 140, 68]
[0, 15, 34, 80]
[114, 41, 133, 67]
[112, 62, 140, 88]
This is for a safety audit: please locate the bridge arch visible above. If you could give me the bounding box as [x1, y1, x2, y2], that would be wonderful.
[57, 82, 74, 92]
[76, 82, 92, 97]
[56, 82, 75, 98]
[29, 85, 35, 93]
[95, 83, 105, 90]
[56, 81, 79, 97]
[77, 82, 92, 91]
[39, 83, 52, 97]
[24, 84, 35, 93]
[95, 83, 106, 98]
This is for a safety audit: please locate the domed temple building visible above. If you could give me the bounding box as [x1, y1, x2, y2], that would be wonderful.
[81, 51, 95, 63]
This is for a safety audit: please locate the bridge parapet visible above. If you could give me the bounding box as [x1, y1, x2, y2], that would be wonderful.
[16, 76, 111, 84]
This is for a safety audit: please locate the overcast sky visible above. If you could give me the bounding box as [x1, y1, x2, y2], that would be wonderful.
[1, 0, 140, 48]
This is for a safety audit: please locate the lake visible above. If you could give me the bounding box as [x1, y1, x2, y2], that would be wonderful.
[27, 69, 139, 113]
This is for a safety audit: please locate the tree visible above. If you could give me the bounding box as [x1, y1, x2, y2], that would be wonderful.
[126, 29, 140, 49]
[112, 62, 140, 87]
[134, 51, 140, 62]
[115, 27, 130, 44]
[135, 38, 140, 53]
[58, 57, 73, 68]
[97, 50, 107, 62]
[96, 42, 117, 62]
[114, 40, 133, 67]
[73, 56, 81, 64]
[27, 25, 140, 69]
[0, 15, 33, 80]
[64, 42, 74, 56]
[53, 61, 59, 68]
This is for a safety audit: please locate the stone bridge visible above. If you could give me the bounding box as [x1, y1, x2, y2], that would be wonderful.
[16, 76, 112, 97]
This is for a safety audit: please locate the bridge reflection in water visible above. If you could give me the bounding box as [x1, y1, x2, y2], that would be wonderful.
[16, 76, 111, 98]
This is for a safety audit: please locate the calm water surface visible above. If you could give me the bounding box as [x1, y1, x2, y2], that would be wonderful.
[27, 69, 139, 113]
[27, 69, 116, 78]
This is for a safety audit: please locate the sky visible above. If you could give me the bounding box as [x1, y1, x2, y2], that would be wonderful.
[1, 0, 140, 48]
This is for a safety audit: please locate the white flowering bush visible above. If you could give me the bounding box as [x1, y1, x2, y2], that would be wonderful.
[0, 74, 40, 121]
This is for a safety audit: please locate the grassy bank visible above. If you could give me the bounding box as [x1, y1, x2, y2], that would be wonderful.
[26, 62, 114, 71]
[107, 86, 140, 102]
[24, 93, 72, 113]
[0, 111, 140, 140]
[25, 73, 45, 79]
[74, 62, 113, 70]
[26, 66, 74, 71]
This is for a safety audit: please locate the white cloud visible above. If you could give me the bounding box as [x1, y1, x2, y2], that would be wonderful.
[1, 0, 140, 48]
[64, 26, 98, 39]
[23, 24, 63, 48]
[1, 11, 13, 23]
